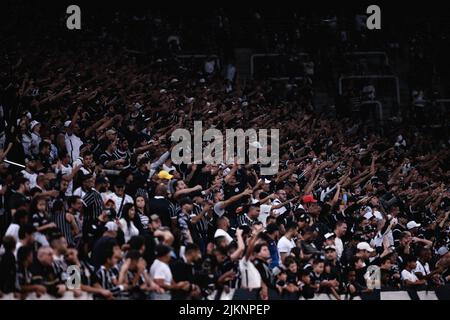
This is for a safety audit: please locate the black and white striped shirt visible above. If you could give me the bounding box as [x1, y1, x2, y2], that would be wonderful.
[237, 214, 256, 228]
[190, 203, 208, 237]
[95, 266, 123, 298]
[83, 189, 104, 222]
[52, 211, 74, 246]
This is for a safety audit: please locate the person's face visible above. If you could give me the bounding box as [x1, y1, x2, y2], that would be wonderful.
[421, 249, 432, 261]
[73, 198, 83, 212]
[176, 180, 187, 190]
[277, 190, 287, 202]
[214, 251, 226, 264]
[336, 223, 347, 236]
[120, 140, 129, 150]
[288, 262, 298, 274]
[249, 207, 260, 219]
[128, 206, 136, 219]
[325, 250, 337, 261]
[21, 180, 30, 193]
[262, 183, 270, 192]
[258, 246, 270, 260]
[150, 219, 161, 230]
[37, 200, 47, 212]
[348, 271, 356, 282]
[60, 179, 69, 192]
[135, 197, 145, 209]
[313, 262, 324, 274]
[183, 203, 193, 213]
[40, 249, 54, 266]
[308, 203, 321, 216]
[400, 232, 412, 246]
[86, 177, 95, 189]
[26, 252, 33, 265]
[65, 248, 78, 265]
[408, 261, 417, 269]
[83, 155, 93, 167]
[113, 245, 122, 261]
[355, 258, 365, 269]
[26, 232, 35, 244]
[381, 259, 392, 270]
[115, 185, 125, 195]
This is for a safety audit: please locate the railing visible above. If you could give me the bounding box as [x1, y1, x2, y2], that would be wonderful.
[250, 53, 309, 79]
[344, 51, 389, 65]
[338, 75, 401, 105]
[359, 100, 384, 121]
[176, 54, 221, 71]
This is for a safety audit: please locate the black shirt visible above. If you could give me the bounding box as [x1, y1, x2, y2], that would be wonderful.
[170, 258, 196, 300]
[148, 197, 172, 228]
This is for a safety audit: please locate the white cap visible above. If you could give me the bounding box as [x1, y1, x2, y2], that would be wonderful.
[64, 120, 72, 128]
[324, 232, 335, 240]
[105, 221, 118, 232]
[170, 78, 178, 84]
[357, 242, 374, 252]
[30, 120, 40, 130]
[199, 78, 206, 83]
[159, 89, 167, 94]
[406, 221, 421, 230]
[363, 211, 374, 220]
[373, 210, 384, 220]
[437, 246, 449, 256]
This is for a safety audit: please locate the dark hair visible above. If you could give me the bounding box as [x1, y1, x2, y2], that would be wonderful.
[254, 242, 268, 254]
[13, 176, 29, 190]
[126, 249, 141, 261]
[30, 195, 47, 214]
[185, 243, 200, 256]
[19, 224, 37, 240]
[121, 203, 137, 230]
[2, 236, 16, 251]
[12, 209, 29, 224]
[17, 246, 33, 266]
[128, 235, 145, 251]
[67, 196, 81, 207]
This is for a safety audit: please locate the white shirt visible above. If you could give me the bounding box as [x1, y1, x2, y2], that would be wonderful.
[239, 258, 261, 289]
[73, 187, 87, 199]
[65, 133, 83, 163]
[401, 269, 419, 283]
[5, 223, 20, 242]
[30, 132, 41, 155]
[335, 236, 344, 260]
[104, 193, 134, 217]
[21, 170, 37, 189]
[271, 199, 287, 217]
[150, 259, 172, 286]
[414, 260, 430, 276]
[214, 228, 233, 245]
[56, 164, 73, 196]
[119, 219, 140, 243]
[258, 203, 272, 226]
[277, 236, 295, 256]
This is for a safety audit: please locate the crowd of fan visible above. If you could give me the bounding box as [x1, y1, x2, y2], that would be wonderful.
[0, 6, 450, 301]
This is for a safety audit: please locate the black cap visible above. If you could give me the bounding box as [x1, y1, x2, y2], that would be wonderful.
[114, 178, 126, 187]
[179, 197, 193, 206]
[154, 244, 172, 258]
[95, 176, 109, 185]
[266, 223, 280, 234]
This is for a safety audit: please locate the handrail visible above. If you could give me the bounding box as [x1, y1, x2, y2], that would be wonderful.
[344, 51, 389, 65]
[250, 53, 309, 79]
[338, 75, 400, 105]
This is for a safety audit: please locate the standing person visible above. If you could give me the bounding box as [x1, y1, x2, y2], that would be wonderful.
[149, 244, 190, 300]
[135, 196, 150, 232]
[105, 178, 133, 218]
[16, 246, 47, 298]
[95, 245, 128, 299]
[52, 198, 80, 247]
[0, 236, 17, 294]
[170, 243, 202, 300]
[148, 183, 173, 228]
[253, 242, 279, 300]
[118, 204, 140, 244]
[277, 222, 298, 264]
[334, 221, 347, 261]
[30, 195, 56, 247]
[64, 107, 84, 164]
